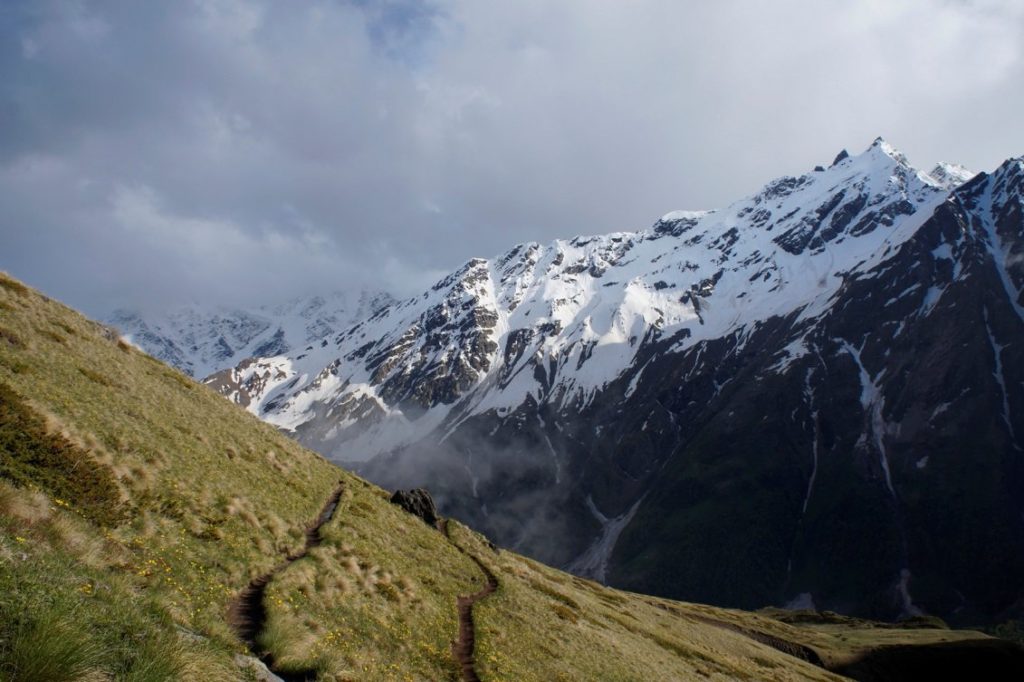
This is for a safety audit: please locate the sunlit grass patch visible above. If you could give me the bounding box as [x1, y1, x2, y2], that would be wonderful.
[0, 272, 28, 297]
[0, 326, 26, 349]
[256, 480, 480, 680]
[0, 484, 239, 680]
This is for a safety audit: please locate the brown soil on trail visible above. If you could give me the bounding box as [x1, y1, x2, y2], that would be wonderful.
[440, 519, 499, 682]
[228, 483, 345, 681]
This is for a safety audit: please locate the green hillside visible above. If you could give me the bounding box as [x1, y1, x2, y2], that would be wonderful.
[0, 272, 1014, 681]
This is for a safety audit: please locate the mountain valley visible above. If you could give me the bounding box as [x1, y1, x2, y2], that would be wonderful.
[117, 139, 1024, 626]
[10, 271, 1024, 678]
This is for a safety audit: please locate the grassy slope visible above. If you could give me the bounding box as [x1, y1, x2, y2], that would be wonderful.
[0, 273, 1002, 680]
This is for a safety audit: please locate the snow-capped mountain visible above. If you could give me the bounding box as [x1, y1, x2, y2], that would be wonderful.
[206, 138, 1024, 624]
[108, 291, 395, 379]
[229, 140, 962, 454]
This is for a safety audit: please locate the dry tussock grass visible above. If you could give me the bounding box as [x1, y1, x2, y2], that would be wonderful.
[263, 511, 288, 541]
[266, 449, 293, 475]
[0, 482, 123, 571]
[258, 612, 320, 672]
[50, 515, 112, 568]
[0, 482, 52, 524]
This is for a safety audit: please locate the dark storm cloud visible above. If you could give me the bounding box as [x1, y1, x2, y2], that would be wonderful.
[1, 0, 1022, 315]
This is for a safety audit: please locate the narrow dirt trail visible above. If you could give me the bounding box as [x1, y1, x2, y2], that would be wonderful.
[228, 482, 345, 681]
[439, 518, 499, 682]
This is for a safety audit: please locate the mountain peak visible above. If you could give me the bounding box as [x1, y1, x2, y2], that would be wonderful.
[869, 135, 897, 153]
[659, 209, 712, 223]
[927, 162, 977, 190]
[825, 138, 916, 179]
[863, 136, 911, 166]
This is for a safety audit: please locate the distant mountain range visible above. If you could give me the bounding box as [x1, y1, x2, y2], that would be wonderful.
[109, 291, 395, 380]
[112, 138, 1024, 625]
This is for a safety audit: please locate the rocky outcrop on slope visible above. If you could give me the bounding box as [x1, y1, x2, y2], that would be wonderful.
[389, 488, 440, 527]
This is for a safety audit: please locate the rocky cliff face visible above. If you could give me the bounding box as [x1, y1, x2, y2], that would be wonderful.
[152, 139, 1022, 623]
[606, 160, 1024, 624]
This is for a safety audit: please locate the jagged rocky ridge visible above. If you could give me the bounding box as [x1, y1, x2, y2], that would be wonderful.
[126, 139, 1024, 624]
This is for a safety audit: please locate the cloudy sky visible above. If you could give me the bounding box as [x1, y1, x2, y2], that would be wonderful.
[1, 0, 1022, 316]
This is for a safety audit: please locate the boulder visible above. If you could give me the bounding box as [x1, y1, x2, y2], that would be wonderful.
[390, 488, 439, 527]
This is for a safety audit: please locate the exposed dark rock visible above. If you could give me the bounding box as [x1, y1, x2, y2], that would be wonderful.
[652, 215, 701, 238]
[759, 176, 809, 201]
[390, 488, 440, 527]
[213, 336, 234, 360]
[252, 328, 289, 358]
